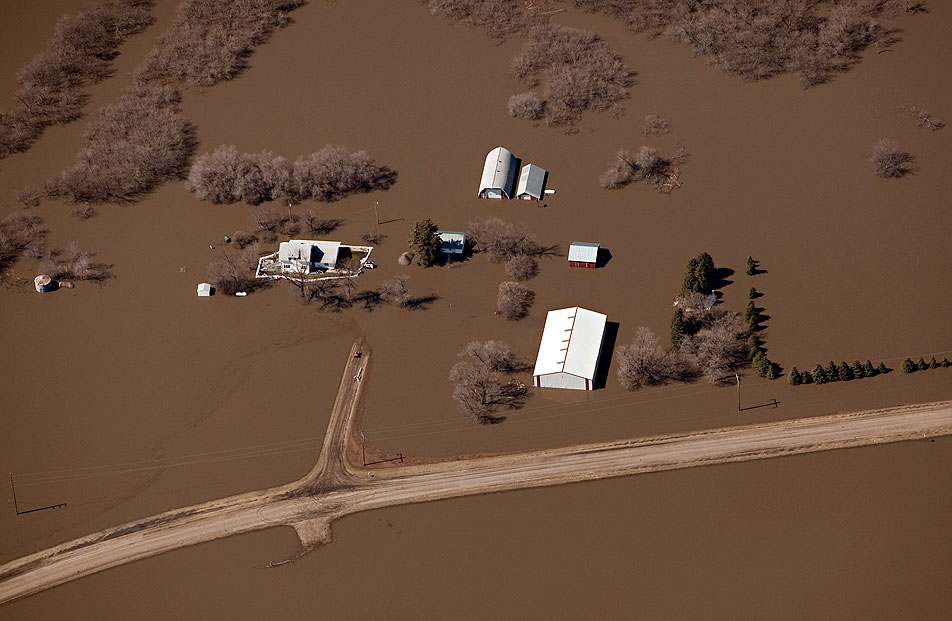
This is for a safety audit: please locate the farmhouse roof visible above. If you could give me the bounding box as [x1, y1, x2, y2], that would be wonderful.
[532, 306, 607, 380]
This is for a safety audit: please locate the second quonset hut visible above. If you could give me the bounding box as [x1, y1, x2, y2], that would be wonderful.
[477, 146, 517, 199]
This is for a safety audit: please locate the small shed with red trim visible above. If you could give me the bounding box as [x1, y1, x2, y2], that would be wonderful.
[532, 306, 607, 390]
[568, 241, 599, 268]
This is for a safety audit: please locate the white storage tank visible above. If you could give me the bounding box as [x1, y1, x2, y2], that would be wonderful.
[197, 282, 214, 296]
[34, 274, 54, 293]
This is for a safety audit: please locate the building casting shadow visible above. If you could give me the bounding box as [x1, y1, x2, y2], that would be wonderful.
[592, 321, 620, 390]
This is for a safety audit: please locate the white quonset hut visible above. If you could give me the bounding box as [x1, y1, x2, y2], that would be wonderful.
[477, 147, 517, 199]
[568, 241, 599, 268]
[279, 240, 340, 274]
[516, 163, 547, 200]
[533, 306, 607, 390]
[436, 231, 465, 254]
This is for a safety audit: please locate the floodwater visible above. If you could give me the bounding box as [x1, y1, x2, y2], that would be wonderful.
[1, 0, 951, 617]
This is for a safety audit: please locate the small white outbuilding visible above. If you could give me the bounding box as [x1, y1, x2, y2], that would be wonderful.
[197, 282, 214, 296]
[532, 306, 607, 390]
[477, 147, 517, 199]
[516, 163, 547, 200]
[568, 241, 599, 268]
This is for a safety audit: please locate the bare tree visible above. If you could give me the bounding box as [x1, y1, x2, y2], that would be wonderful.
[497, 281, 534, 320]
[462, 340, 518, 372]
[679, 311, 749, 383]
[507, 91, 546, 120]
[505, 254, 539, 280]
[0, 212, 48, 270]
[249, 206, 298, 243]
[616, 327, 688, 390]
[378, 275, 412, 306]
[450, 338, 526, 423]
[39, 241, 112, 282]
[896, 105, 944, 131]
[465, 216, 540, 262]
[869, 138, 914, 178]
[642, 113, 670, 135]
[207, 243, 259, 295]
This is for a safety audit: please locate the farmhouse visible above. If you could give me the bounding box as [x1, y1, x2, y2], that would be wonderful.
[568, 241, 599, 268]
[533, 306, 607, 390]
[516, 163, 547, 200]
[279, 240, 340, 274]
[436, 231, 466, 254]
[477, 146, 517, 199]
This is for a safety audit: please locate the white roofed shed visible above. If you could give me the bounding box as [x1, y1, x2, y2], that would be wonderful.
[477, 147, 517, 199]
[436, 231, 466, 254]
[568, 241, 599, 267]
[516, 163, 547, 200]
[533, 306, 607, 390]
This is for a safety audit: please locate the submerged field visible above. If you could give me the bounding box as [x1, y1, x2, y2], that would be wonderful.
[1, 0, 951, 617]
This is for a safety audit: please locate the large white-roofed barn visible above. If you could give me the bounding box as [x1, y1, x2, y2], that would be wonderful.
[533, 306, 607, 390]
[477, 146, 517, 199]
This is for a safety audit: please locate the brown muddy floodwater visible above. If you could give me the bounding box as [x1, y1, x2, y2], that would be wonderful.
[1, 0, 951, 617]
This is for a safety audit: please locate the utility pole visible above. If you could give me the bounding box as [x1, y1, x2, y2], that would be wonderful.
[735, 373, 741, 411]
[373, 201, 380, 228]
[287, 199, 293, 224]
[360, 430, 367, 467]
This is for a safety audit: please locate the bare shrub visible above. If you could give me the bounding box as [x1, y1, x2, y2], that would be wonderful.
[132, 0, 303, 87]
[15, 188, 42, 208]
[46, 85, 195, 203]
[70, 204, 97, 220]
[869, 138, 914, 178]
[207, 243, 259, 295]
[0, 0, 154, 159]
[423, 0, 529, 39]
[616, 327, 689, 390]
[507, 92, 546, 120]
[578, 0, 909, 87]
[0, 212, 48, 269]
[496, 281, 533, 320]
[599, 146, 676, 191]
[679, 311, 749, 383]
[450, 338, 526, 423]
[378, 275, 412, 306]
[461, 340, 519, 373]
[290, 144, 397, 202]
[40, 241, 112, 282]
[360, 229, 385, 245]
[642, 113, 670, 136]
[249, 206, 298, 243]
[231, 230, 259, 249]
[505, 254, 539, 281]
[896, 105, 944, 131]
[464, 217, 540, 262]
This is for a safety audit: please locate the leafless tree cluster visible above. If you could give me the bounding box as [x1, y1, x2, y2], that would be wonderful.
[464, 217, 542, 263]
[132, 0, 303, 87]
[45, 85, 195, 203]
[505, 254, 539, 281]
[896, 105, 944, 131]
[576, 0, 919, 87]
[616, 327, 689, 390]
[869, 138, 914, 178]
[249, 206, 299, 243]
[600, 145, 684, 191]
[423, 0, 530, 39]
[642, 113, 670, 136]
[496, 281, 534, 320]
[186, 144, 396, 205]
[378, 275, 413, 307]
[39, 241, 112, 282]
[449, 339, 526, 423]
[679, 311, 750, 383]
[511, 23, 633, 125]
[0, 0, 154, 159]
[507, 91, 546, 121]
[206, 244, 260, 295]
[0, 212, 48, 271]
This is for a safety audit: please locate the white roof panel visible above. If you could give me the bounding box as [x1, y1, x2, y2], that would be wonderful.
[533, 306, 607, 380]
[477, 147, 516, 198]
[436, 231, 465, 254]
[516, 163, 547, 199]
[280, 240, 341, 268]
[568, 241, 599, 263]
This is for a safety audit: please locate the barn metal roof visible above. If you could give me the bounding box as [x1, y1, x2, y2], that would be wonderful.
[279, 240, 340, 269]
[568, 241, 599, 264]
[477, 147, 516, 198]
[532, 306, 607, 380]
[516, 163, 547, 199]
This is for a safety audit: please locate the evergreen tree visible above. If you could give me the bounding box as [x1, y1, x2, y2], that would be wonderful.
[670, 308, 686, 348]
[878, 362, 890, 374]
[812, 364, 828, 384]
[680, 257, 699, 294]
[746, 255, 757, 276]
[901, 358, 915, 373]
[863, 360, 876, 377]
[765, 363, 778, 380]
[942, 358, 951, 368]
[839, 361, 854, 381]
[801, 369, 813, 384]
[752, 352, 769, 377]
[745, 300, 757, 324]
[749, 286, 759, 299]
[916, 357, 928, 371]
[407, 218, 442, 267]
[694, 252, 715, 293]
[746, 334, 762, 359]
[851, 360, 865, 379]
[827, 361, 840, 381]
[788, 367, 802, 385]
[929, 355, 939, 369]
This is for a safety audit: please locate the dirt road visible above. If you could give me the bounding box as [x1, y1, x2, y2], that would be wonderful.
[1, 340, 950, 604]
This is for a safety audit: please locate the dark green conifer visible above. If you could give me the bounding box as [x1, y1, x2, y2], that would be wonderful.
[788, 367, 802, 385]
[827, 361, 840, 381]
[745, 300, 757, 324]
[839, 361, 854, 381]
[746, 334, 762, 359]
[929, 355, 939, 369]
[941, 358, 951, 368]
[670, 308, 686, 348]
[812, 364, 828, 384]
[863, 360, 876, 376]
[851, 360, 865, 379]
[916, 357, 928, 371]
[801, 369, 813, 384]
[878, 362, 890, 374]
[694, 252, 715, 293]
[901, 358, 915, 373]
[765, 363, 778, 380]
[752, 352, 769, 377]
[746, 255, 756, 276]
[749, 287, 759, 299]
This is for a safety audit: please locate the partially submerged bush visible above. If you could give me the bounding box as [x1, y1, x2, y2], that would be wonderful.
[0, 212, 48, 270]
[464, 216, 541, 263]
[600, 145, 684, 192]
[40, 241, 112, 282]
[642, 113, 670, 136]
[0, 0, 154, 159]
[507, 92, 546, 120]
[869, 138, 914, 178]
[896, 105, 944, 131]
[616, 327, 689, 390]
[207, 244, 260, 295]
[450, 339, 526, 424]
[186, 144, 396, 204]
[378, 275, 412, 306]
[505, 254, 539, 281]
